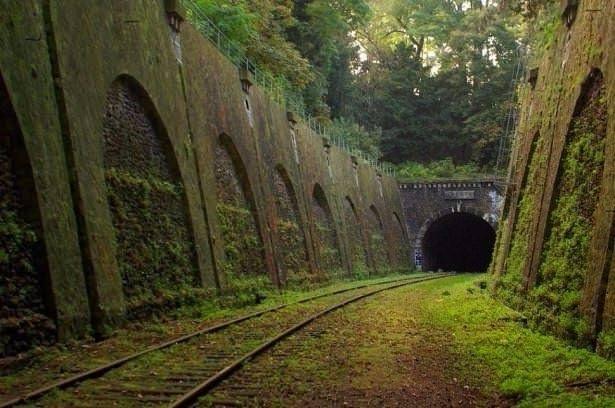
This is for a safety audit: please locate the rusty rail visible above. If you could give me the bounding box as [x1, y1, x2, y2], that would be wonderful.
[0, 273, 441, 408]
[169, 273, 451, 407]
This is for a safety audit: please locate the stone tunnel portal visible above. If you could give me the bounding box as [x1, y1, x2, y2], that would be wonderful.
[421, 212, 496, 272]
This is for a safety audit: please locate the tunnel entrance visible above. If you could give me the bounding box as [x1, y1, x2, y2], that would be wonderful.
[421, 212, 496, 272]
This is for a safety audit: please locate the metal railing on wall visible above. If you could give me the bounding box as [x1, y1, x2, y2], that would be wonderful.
[182, 0, 396, 177]
[494, 44, 527, 182]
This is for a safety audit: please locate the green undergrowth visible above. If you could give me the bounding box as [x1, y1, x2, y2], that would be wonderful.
[395, 158, 487, 181]
[217, 202, 267, 278]
[420, 275, 615, 407]
[106, 168, 199, 316]
[1, 148, 55, 357]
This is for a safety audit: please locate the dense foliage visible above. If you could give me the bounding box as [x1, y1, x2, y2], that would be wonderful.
[396, 158, 484, 181]
[192, 0, 525, 171]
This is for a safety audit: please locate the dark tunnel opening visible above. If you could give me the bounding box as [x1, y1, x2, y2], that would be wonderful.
[422, 212, 496, 273]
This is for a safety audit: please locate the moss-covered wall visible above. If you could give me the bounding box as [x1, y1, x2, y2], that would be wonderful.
[0, 0, 90, 356]
[103, 77, 200, 316]
[271, 166, 310, 286]
[214, 135, 267, 282]
[0, 0, 409, 355]
[491, 0, 614, 355]
[343, 197, 369, 278]
[0, 75, 55, 356]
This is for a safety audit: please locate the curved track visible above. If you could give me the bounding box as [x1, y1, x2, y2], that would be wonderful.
[2, 273, 450, 408]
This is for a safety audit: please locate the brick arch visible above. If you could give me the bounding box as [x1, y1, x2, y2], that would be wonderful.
[392, 211, 410, 267]
[344, 196, 368, 274]
[102, 75, 199, 308]
[369, 205, 384, 229]
[368, 204, 389, 271]
[311, 183, 342, 276]
[215, 133, 267, 279]
[534, 68, 608, 336]
[393, 212, 408, 241]
[420, 211, 496, 272]
[1, 72, 55, 355]
[272, 164, 309, 285]
[414, 206, 498, 270]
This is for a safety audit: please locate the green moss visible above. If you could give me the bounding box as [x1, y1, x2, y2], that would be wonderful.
[495, 73, 607, 348]
[418, 275, 615, 406]
[314, 221, 343, 278]
[106, 167, 199, 314]
[1, 146, 55, 356]
[597, 330, 615, 360]
[529, 76, 606, 344]
[494, 133, 544, 309]
[217, 202, 266, 279]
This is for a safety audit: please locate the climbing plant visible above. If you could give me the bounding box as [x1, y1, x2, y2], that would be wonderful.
[528, 72, 607, 345]
[312, 186, 342, 279]
[103, 78, 199, 317]
[0, 77, 55, 356]
[344, 198, 369, 279]
[272, 168, 310, 287]
[215, 141, 267, 284]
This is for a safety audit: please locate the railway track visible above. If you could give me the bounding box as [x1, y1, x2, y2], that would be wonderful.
[2, 273, 450, 408]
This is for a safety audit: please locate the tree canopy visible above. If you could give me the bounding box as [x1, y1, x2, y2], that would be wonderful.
[192, 0, 543, 174]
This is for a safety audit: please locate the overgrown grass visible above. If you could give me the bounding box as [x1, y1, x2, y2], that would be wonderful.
[420, 275, 615, 407]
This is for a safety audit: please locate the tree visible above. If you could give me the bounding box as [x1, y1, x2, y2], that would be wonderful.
[347, 0, 521, 167]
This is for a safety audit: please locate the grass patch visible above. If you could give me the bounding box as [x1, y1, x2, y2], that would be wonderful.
[419, 275, 615, 406]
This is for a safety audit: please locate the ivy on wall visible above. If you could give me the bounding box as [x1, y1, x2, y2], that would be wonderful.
[0, 85, 55, 356]
[495, 71, 607, 348]
[272, 168, 310, 287]
[529, 71, 606, 344]
[344, 198, 368, 278]
[215, 142, 266, 283]
[312, 186, 342, 278]
[495, 132, 544, 309]
[103, 78, 199, 317]
[368, 206, 388, 274]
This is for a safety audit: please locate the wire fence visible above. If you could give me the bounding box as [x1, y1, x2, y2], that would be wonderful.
[181, 0, 396, 177]
[494, 44, 527, 182]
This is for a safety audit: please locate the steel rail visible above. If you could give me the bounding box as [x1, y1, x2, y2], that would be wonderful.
[0, 273, 437, 408]
[169, 273, 451, 407]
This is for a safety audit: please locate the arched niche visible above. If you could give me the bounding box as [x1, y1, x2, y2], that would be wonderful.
[312, 184, 342, 276]
[102, 75, 198, 311]
[0, 73, 55, 356]
[368, 204, 388, 271]
[215, 133, 267, 279]
[393, 211, 409, 267]
[535, 68, 607, 339]
[272, 164, 309, 285]
[344, 196, 368, 275]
